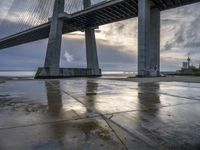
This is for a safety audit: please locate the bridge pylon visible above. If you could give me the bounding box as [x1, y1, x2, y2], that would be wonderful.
[84, 0, 101, 76]
[137, 0, 160, 77]
[35, 0, 101, 78]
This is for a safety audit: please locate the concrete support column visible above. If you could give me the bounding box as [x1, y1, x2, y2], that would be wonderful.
[138, 0, 151, 76]
[138, 0, 160, 77]
[150, 8, 160, 76]
[85, 28, 99, 72]
[84, 0, 100, 75]
[44, 0, 64, 75]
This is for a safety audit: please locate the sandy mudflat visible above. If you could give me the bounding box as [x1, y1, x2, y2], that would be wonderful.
[0, 76, 34, 82]
[102, 76, 200, 83]
[0, 75, 200, 83]
[0, 79, 5, 83]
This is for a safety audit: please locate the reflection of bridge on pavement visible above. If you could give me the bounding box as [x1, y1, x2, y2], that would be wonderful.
[1, 78, 200, 149]
[0, 0, 200, 77]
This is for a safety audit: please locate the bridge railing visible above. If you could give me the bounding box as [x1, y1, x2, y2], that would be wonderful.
[64, 0, 110, 14]
[0, 0, 55, 39]
[0, 0, 109, 39]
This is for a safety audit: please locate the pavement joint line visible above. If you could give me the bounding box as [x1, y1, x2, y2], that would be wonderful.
[1, 80, 195, 147]
[46, 80, 200, 147]
[0, 109, 141, 131]
[10, 78, 200, 101]
[102, 116, 129, 150]
[48, 80, 158, 149]
[157, 92, 200, 101]
[104, 115, 157, 148]
[71, 109, 83, 119]
[0, 89, 198, 132]
[127, 87, 200, 102]
[99, 78, 200, 90]
[48, 81, 129, 148]
[56, 87, 200, 110]
[0, 115, 103, 131]
[0, 108, 156, 131]
[159, 82, 200, 89]
[90, 79, 200, 101]
[98, 101, 200, 116]
[98, 78, 200, 84]
[160, 101, 200, 108]
[1, 79, 200, 148]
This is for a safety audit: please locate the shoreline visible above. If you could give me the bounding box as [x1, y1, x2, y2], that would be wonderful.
[1, 75, 200, 83]
[101, 75, 200, 83]
[0, 76, 34, 82]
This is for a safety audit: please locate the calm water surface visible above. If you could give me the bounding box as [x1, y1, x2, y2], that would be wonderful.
[0, 71, 135, 78]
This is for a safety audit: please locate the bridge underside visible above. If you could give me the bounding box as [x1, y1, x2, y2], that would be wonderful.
[0, 0, 200, 49]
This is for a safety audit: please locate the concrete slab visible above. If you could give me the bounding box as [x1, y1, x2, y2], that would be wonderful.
[0, 118, 126, 150]
[109, 103, 200, 149]
[0, 80, 84, 128]
[0, 78, 200, 149]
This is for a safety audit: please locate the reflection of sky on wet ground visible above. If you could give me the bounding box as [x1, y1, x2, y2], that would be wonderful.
[0, 79, 200, 149]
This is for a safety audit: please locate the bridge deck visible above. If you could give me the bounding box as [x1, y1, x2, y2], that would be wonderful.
[0, 0, 200, 49]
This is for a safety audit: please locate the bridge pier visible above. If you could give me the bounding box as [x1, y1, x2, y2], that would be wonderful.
[35, 0, 64, 78]
[35, 0, 101, 78]
[150, 8, 160, 76]
[138, 0, 160, 77]
[84, 0, 101, 76]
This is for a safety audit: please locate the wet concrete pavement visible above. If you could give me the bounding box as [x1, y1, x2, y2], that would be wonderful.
[0, 78, 200, 150]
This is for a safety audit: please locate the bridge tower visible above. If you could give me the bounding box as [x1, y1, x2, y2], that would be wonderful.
[138, 0, 160, 77]
[35, 0, 101, 78]
[84, 0, 101, 76]
[35, 0, 64, 78]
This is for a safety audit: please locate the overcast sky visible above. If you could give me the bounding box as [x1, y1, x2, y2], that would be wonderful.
[0, 0, 200, 71]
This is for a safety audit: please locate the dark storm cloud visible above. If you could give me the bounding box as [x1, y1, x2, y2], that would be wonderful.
[0, 40, 48, 70]
[162, 3, 200, 54]
[60, 37, 136, 70]
[0, 35, 136, 70]
[161, 19, 178, 24]
[103, 22, 127, 36]
[98, 44, 135, 64]
[0, 20, 31, 38]
[1, 1, 200, 71]
[0, 0, 54, 38]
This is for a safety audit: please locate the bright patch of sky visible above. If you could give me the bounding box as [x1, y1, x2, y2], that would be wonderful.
[0, 0, 200, 71]
[0, 0, 14, 22]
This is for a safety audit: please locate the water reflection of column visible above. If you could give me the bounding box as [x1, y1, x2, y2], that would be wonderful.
[43, 80, 117, 148]
[44, 80, 67, 147]
[135, 83, 161, 144]
[45, 81, 63, 115]
[137, 83, 160, 114]
[85, 80, 98, 114]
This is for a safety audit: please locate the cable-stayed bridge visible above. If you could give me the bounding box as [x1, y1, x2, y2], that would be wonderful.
[0, 0, 103, 47]
[0, 0, 200, 78]
[1, 0, 199, 49]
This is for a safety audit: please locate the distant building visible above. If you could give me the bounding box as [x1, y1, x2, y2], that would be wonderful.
[182, 62, 189, 70]
[181, 57, 191, 70]
[187, 57, 191, 68]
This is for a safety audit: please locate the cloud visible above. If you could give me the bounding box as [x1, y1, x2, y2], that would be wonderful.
[63, 51, 74, 62]
[1, 1, 200, 71]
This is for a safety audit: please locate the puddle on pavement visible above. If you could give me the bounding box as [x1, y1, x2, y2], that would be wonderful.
[0, 79, 200, 149]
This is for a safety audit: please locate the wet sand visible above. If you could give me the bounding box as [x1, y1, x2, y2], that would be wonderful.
[1, 75, 200, 83]
[0, 77, 200, 149]
[102, 75, 200, 83]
